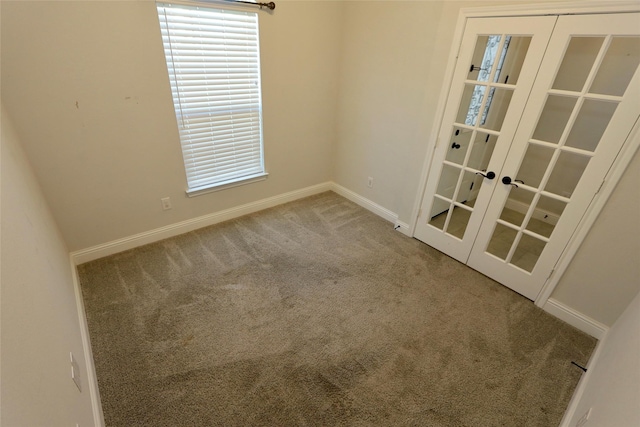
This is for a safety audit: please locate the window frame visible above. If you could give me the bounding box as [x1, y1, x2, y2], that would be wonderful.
[157, 1, 267, 197]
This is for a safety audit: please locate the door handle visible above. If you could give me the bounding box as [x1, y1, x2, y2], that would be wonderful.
[502, 176, 519, 187]
[451, 142, 461, 149]
[476, 171, 496, 180]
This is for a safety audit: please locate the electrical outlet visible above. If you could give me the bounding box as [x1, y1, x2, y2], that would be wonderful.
[576, 408, 591, 427]
[70, 352, 82, 392]
[161, 197, 172, 210]
[367, 177, 374, 188]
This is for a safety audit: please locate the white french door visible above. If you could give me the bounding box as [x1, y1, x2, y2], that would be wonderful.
[415, 13, 640, 300]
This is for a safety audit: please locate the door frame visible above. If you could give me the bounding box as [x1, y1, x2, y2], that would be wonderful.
[410, 1, 640, 310]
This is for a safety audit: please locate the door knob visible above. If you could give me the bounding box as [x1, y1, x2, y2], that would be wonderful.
[502, 176, 519, 187]
[476, 171, 496, 179]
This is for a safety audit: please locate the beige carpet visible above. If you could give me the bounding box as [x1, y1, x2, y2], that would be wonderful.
[78, 191, 596, 426]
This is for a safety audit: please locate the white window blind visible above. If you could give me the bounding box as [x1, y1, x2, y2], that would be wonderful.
[157, 3, 265, 193]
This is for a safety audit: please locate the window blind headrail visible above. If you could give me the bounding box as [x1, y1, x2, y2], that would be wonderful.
[159, 1, 275, 15]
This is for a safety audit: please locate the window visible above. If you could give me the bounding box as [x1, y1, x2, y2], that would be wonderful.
[466, 35, 511, 126]
[157, 3, 266, 195]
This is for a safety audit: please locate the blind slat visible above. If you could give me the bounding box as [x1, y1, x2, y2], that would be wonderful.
[158, 3, 264, 191]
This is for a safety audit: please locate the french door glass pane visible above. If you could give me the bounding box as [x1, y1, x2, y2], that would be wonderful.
[525, 195, 567, 238]
[511, 234, 546, 272]
[428, 198, 450, 230]
[467, 35, 532, 85]
[468, 35, 503, 82]
[524, 217, 555, 239]
[435, 164, 460, 199]
[456, 170, 478, 203]
[531, 95, 577, 143]
[499, 187, 535, 227]
[468, 132, 497, 171]
[447, 206, 472, 239]
[590, 36, 640, 96]
[445, 127, 472, 165]
[458, 84, 485, 125]
[479, 88, 514, 131]
[493, 37, 532, 85]
[517, 144, 555, 188]
[552, 37, 604, 92]
[487, 223, 517, 260]
[544, 151, 591, 198]
[564, 99, 619, 152]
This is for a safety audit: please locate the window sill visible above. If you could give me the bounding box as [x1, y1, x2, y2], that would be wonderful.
[186, 172, 268, 198]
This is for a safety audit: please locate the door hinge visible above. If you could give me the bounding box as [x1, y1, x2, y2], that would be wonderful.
[546, 268, 556, 282]
[596, 179, 605, 194]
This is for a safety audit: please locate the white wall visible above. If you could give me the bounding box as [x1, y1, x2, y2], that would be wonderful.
[1, 0, 343, 251]
[563, 289, 640, 427]
[551, 148, 640, 326]
[333, 0, 445, 220]
[1, 105, 96, 426]
[333, 0, 559, 226]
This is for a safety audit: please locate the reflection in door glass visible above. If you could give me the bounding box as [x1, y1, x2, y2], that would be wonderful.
[467, 35, 533, 85]
[511, 234, 546, 272]
[456, 170, 478, 204]
[486, 223, 517, 260]
[545, 151, 591, 198]
[445, 127, 473, 165]
[479, 88, 514, 131]
[467, 35, 503, 82]
[445, 206, 472, 239]
[468, 132, 497, 171]
[466, 36, 509, 123]
[493, 36, 532, 85]
[498, 187, 535, 227]
[517, 143, 555, 189]
[531, 95, 577, 143]
[525, 195, 566, 238]
[564, 99, 618, 152]
[590, 36, 640, 96]
[428, 198, 450, 230]
[435, 164, 461, 199]
[552, 37, 604, 92]
[457, 84, 486, 125]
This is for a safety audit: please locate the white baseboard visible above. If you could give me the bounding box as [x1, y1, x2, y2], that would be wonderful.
[393, 221, 411, 237]
[70, 257, 105, 426]
[73, 181, 606, 341]
[71, 182, 332, 264]
[558, 332, 606, 427]
[505, 198, 560, 225]
[330, 183, 398, 223]
[328, 183, 410, 236]
[543, 298, 608, 339]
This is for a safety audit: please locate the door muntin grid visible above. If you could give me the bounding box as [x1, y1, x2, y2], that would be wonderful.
[427, 35, 531, 239]
[484, 35, 640, 272]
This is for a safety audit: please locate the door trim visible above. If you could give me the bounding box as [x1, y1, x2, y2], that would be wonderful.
[410, 1, 640, 309]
